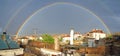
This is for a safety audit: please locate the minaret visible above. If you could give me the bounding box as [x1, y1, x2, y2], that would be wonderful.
[70, 29, 74, 45]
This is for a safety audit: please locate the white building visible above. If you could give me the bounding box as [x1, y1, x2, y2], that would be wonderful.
[61, 34, 70, 43]
[92, 33, 106, 40]
[61, 29, 83, 45]
[87, 29, 106, 40]
[74, 32, 82, 40]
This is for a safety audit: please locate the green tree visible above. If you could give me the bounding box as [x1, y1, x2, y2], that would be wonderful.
[41, 34, 54, 44]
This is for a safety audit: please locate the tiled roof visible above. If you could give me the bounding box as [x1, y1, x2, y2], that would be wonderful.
[74, 32, 80, 34]
[90, 29, 104, 33]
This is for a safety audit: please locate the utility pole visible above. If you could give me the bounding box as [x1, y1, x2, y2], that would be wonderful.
[33, 28, 38, 37]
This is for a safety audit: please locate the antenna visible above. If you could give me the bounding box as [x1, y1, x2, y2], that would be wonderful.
[33, 28, 38, 36]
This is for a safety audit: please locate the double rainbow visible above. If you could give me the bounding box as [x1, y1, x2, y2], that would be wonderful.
[5, 2, 111, 36]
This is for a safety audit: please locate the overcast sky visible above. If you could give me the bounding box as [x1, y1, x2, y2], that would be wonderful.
[0, 0, 120, 35]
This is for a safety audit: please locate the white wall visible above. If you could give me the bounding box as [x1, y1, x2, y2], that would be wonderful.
[0, 48, 23, 56]
[74, 34, 81, 40]
[62, 37, 70, 42]
[92, 33, 106, 40]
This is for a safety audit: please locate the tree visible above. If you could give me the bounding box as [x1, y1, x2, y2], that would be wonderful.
[41, 34, 54, 44]
[41, 34, 54, 48]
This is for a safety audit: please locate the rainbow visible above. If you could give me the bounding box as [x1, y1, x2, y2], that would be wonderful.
[16, 2, 111, 36]
[3, 0, 33, 32]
